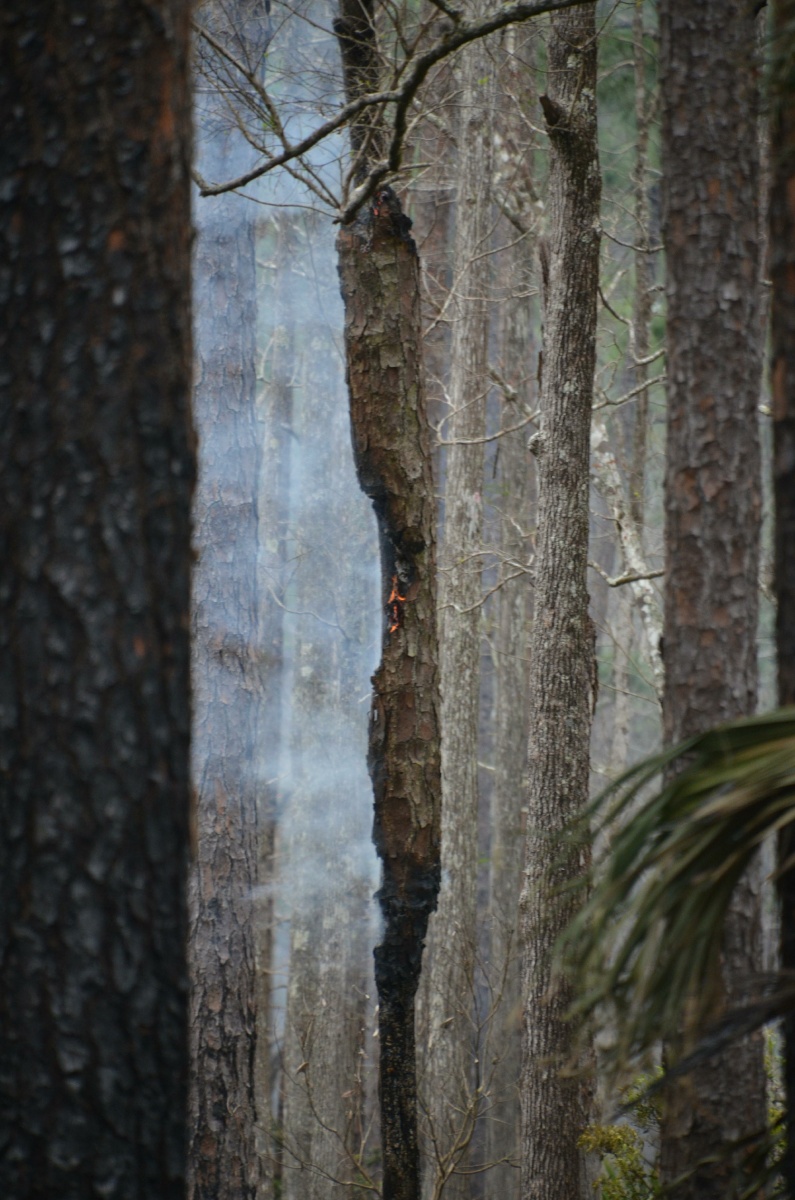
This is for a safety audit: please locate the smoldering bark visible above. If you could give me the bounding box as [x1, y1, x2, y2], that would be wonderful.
[338, 201, 442, 1200]
[0, 3, 194, 1197]
[770, 0, 795, 1189]
[658, 4, 766, 1195]
[189, 177, 260, 1200]
[421, 35, 493, 1200]
[519, 7, 600, 1199]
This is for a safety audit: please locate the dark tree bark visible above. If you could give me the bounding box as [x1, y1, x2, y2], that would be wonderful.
[658, 2, 766, 1195]
[337, 198, 442, 1200]
[519, 7, 600, 1199]
[0, 3, 194, 1198]
[335, 10, 442, 1200]
[771, 1, 795, 1189]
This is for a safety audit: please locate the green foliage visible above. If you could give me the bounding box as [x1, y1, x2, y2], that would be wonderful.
[579, 1123, 659, 1200]
[579, 1070, 661, 1200]
[562, 709, 795, 1072]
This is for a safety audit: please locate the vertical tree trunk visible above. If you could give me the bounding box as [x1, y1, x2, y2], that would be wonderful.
[337, 197, 442, 1200]
[486, 33, 538, 1190]
[629, 0, 652, 534]
[519, 7, 600, 1199]
[0, 2, 194, 1196]
[770, 1, 795, 1190]
[486, 252, 535, 1200]
[280, 322, 371, 1200]
[422, 33, 492, 1200]
[658, 3, 765, 1196]
[189, 153, 261, 1200]
[335, 8, 442, 1199]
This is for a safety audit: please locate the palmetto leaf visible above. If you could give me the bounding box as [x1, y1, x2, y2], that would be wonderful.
[560, 708, 795, 1074]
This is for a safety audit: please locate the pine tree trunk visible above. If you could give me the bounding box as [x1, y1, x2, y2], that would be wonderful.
[189, 175, 261, 1200]
[421, 35, 492, 1200]
[0, 2, 194, 1195]
[657, 4, 766, 1196]
[770, 1, 795, 1190]
[519, 8, 600, 1198]
[338, 199, 442, 1200]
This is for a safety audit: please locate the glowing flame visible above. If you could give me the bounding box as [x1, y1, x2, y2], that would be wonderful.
[388, 574, 407, 633]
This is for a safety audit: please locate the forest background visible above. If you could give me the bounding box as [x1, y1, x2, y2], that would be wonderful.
[2, 1, 792, 1200]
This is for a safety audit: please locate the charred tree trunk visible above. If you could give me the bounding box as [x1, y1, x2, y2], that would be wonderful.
[771, 0, 795, 1189]
[0, 2, 194, 1196]
[335, 8, 442, 1200]
[338, 199, 442, 1200]
[519, 8, 600, 1199]
[422, 34, 492, 1200]
[658, 4, 765, 1195]
[189, 83, 261, 1200]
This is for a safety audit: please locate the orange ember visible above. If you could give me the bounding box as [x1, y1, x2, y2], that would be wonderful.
[388, 575, 407, 633]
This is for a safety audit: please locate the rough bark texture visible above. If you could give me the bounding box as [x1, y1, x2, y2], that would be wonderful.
[658, 4, 766, 1195]
[519, 8, 600, 1199]
[338, 198, 442, 1200]
[771, 1, 795, 1190]
[485, 246, 535, 1200]
[629, 1, 652, 534]
[421, 35, 492, 1200]
[0, 2, 194, 1196]
[189, 157, 260, 1200]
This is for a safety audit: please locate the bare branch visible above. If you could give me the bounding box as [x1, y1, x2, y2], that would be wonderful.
[199, 0, 598, 210]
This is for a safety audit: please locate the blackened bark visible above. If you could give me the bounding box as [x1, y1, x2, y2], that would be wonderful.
[0, 3, 194, 1197]
[520, 8, 600, 1199]
[658, 4, 766, 1195]
[771, 1, 795, 1189]
[338, 200, 442, 1200]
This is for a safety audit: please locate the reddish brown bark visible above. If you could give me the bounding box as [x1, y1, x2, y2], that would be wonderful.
[659, 2, 765, 1195]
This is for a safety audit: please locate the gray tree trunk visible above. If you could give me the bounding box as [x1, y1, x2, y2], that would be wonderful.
[189, 138, 261, 1200]
[280, 319, 372, 1200]
[658, 4, 766, 1195]
[421, 32, 493, 1200]
[0, 2, 194, 1195]
[771, 3, 795, 1188]
[519, 7, 600, 1199]
[485, 32, 539, 1190]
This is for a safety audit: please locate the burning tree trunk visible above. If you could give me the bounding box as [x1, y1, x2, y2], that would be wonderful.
[520, 7, 600, 1199]
[337, 192, 442, 1200]
[421, 32, 492, 1200]
[335, 6, 442, 1200]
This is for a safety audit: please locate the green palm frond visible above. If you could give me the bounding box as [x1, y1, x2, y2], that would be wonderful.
[560, 708, 795, 1074]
